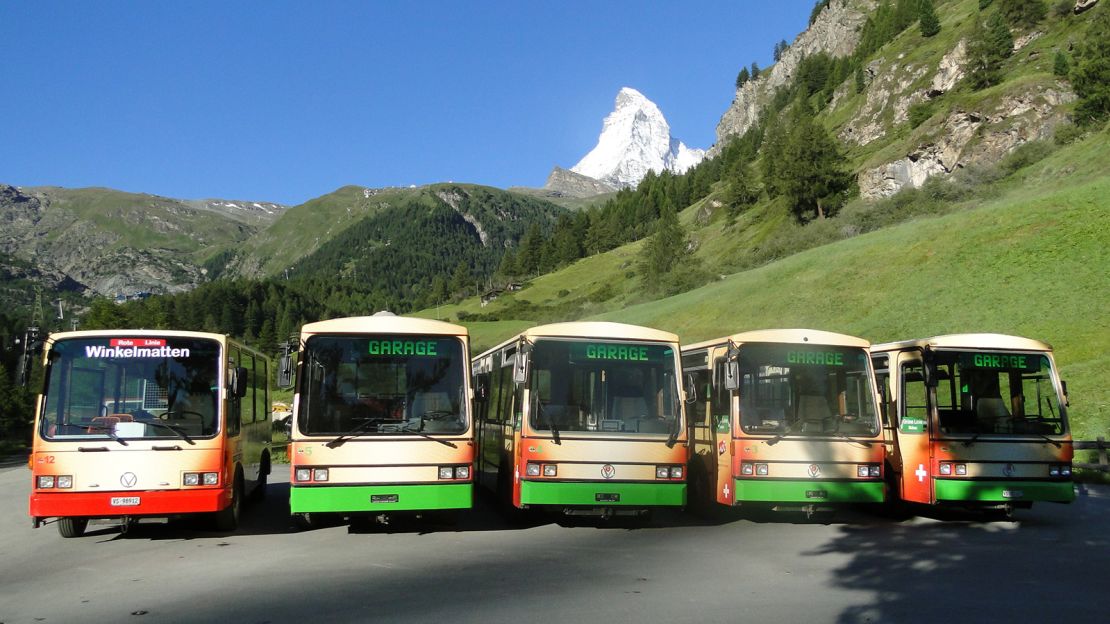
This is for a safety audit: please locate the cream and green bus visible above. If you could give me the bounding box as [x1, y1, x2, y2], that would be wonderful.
[683, 329, 885, 514]
[286, 314, 473, 528]
[471, 322, 687, 517]
[871, 334, 1073, 513]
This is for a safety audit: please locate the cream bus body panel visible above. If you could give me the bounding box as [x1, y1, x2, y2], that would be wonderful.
[871, 335, 1073, 506]
[289, 316, 474, 514]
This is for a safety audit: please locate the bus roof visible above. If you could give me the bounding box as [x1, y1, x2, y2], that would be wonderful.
[870, 333, 1054, 353]
[474, 321, 678, 360]
[46, 328, 230, 344]
[683, 328, 870, 353]
[300, 315, 468, 338]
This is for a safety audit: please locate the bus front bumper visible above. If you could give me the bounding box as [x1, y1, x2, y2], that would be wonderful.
[934, 479, 1074, 504]
[30, 488, 228, 519]
[520, 480, 686, 507]
[732, 478, 885, 505]
[289, 483, 473, 513]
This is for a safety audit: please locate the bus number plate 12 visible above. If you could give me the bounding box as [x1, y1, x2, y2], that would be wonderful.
[110, 497, 140, 506]
[595, 493, 620, 502]
[371, 494, 399, 503]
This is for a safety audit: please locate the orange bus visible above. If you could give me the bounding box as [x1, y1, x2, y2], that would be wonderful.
[286, 314, 474, 528]
[29, 330, 271, 537]
[683, 330, 885, 514]
[471, 321, 687, 518]
[871, 334, 1074, 513]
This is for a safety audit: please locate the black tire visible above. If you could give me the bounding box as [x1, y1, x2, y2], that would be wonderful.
[291, 512, 316, 531]
[57, 517, 88, 538]
[249, 470, 267, 503]
[212, 475, 242, 531]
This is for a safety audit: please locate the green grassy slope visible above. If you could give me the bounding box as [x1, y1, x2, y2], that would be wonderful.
[591, 173, 1109, 439]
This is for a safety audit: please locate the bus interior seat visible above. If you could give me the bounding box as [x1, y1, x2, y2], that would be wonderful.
[610, 395, 649, 421]
[797, 396, 832, 432]
[975, 397, 1010, 429]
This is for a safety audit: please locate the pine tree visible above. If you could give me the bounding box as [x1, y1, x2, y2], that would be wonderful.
[636, 204, 688, 292]
[725, 161, 760, 220]
[735, 66, 750, 90]
[919, 0, 941, 37]
[967, 11, 1013, 89]
[750, 62, 760, 79]
[855, 66, 866, 93]
[998, 0, 1046, 29]
[1071, 5, 1110, 124]
[778, 105, 851, 222]
[979, 0, 993, 9]
[1053, 50, 1070, 77]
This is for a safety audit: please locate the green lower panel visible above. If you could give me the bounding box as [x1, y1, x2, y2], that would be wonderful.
[934, 479, 1074, 503]
[520, 480, 686, 507]
[290, 484, 473, 513]
[734, 479, 884, 504]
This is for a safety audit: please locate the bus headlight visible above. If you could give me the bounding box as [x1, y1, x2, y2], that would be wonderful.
[456, 466, 471, 480]
[657, 466, 670, 479]
[37, 475, 56, 489]
[525, 463, 541, 477]
[671, 466, 683, 479]
[857, 465, 869, 478]
[954, 464, 967, 476]
[440, 466, 457, 480]
[202, 472, 219, 486]
[184, 473, 200, 486]
[1060, 465, 1072, 477]
[755, 464, 769, 476]
[56, 475, 74, 489]
[294, 468, 312, 482]
[312, 468, 329, 482]
[543, 464, 557, 477]
[741, 463, 754, 476]
[939, 462, 952, 476]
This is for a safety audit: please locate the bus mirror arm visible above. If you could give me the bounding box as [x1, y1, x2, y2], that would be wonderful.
[683, 375, 697, 403]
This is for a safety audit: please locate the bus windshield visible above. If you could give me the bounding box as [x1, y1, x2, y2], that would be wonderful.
[737, 343, 879, 437]
[528, 339, 679, 435]
[41, 337, 221, 440]
[299, 335, 467, 436]
[928, 350, 1066, 436]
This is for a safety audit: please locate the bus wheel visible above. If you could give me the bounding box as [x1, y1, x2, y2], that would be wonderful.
[212, 475, 242, 531]
[291, 512, 316, 531]
[57, 517, 88, 538]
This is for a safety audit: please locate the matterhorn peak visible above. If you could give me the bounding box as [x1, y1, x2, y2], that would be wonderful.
[569, 87, 705, 189]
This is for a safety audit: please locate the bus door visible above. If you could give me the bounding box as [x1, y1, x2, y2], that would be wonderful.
[896, 354, 934, 504]
[683, 358, 714, 502]
[710, 353, 734, 505]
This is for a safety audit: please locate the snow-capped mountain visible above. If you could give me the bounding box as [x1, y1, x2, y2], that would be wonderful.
[570, 87, 705, 189]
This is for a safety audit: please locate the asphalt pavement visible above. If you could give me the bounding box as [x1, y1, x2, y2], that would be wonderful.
[2, 464, 1108, 624]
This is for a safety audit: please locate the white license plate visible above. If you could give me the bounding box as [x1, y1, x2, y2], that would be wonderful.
[110, 496, 140, 507]
[1002, 490, 1024, 499]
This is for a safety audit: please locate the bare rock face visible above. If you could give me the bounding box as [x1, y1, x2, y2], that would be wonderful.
[858, 87, 1076, 199]
[542, 166, 618, 198]
[712, 0, 877, 153]
[929, 40, 967, 97]
[1075, 0, 1099, 14]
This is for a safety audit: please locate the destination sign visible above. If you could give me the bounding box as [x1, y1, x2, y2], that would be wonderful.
[786, 351, 845, 366]
[368, 339, 440, 357]
[959, 352, 1040, 372]
[85, 343, 190, 358]
[570, 342, 670, 362]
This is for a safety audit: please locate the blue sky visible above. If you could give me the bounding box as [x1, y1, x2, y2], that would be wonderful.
[3, 1, 814, 205]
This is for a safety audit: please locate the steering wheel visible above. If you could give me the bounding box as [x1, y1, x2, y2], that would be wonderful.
[160, 410, 206, 421]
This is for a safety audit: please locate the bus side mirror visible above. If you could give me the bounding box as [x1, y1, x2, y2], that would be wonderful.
[684, 373, 698, 403]
[513, 341, 531, 386]
[724, 360, 739, 391]
[922, 350, 938, 388]
[277, 353, 294, 389]
[230, 366, 249, 398]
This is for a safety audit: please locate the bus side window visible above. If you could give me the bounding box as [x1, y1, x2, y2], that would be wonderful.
[227, 348, 241, 436]
[710, 358, 730, 428]
[241, 352, 256, 424]
[901, 363, 927, 428]
[871, 355, 890, 426]
[693, 369, 710, 425]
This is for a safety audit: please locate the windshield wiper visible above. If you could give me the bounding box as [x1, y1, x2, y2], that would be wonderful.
[325, 418, 385, 449]
[86, 425, 129, 446]
[535, 401, 560, 445]
[400, 422, 458, 448]
[665, 398, 681, 448]
[963, 432, 981, 447]
[143, 421, 196, 445]
[766, 421, 801, 446]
